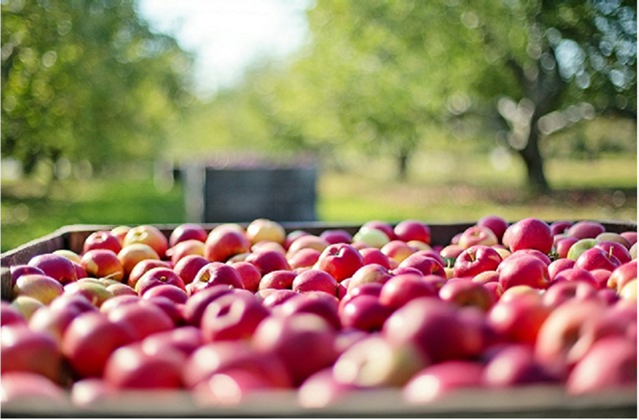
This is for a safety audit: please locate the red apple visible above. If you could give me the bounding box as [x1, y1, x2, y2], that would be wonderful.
[552, 268, 599, 288]
[62, 311, 136, 378]
[359, 247, 392, 269]
[298, 368, 361, 408]
[1, 372, 67, 406]
[123, 225, 169, 259]
[457, 225, 499, 249]
[12, 274, 64, 305]
[258, 269, 296, 291]
[126, 259, 171, 289]
[229, 261, 262, 292]
[319, 229, 353, 245]
[596, 232, 632, 249]
[347, 263, 393, 292]
[83, 230, 123, 255]
[287, 247, 321, 270]
[363, 220, 396, 241]
[548, 258, 575, 280]
[555, 236, 580, 259]
[394, 219, 431, 244]
[80, 249, 125, 282]
[404, 360, 484, 404]
[471, 270, 500, 285]
[117, 244, 160, 277]
[594, 240, 632, 264]
[107, 300, 174, 341]
[141, 284, 188, 304]
[439, 244, 465, 267]
[1, 325, 62, 383]
[543, 280, 598, 308]
[381, 240, 417, 264]
[63, 280, 114, 308]
[378, 273, 437, 310]
[487, 292, 551, 345]
[252, 313, 339, 386]
[566, 221, 606, 240]
[70, 378, 117, 407]
[508, 249, 552, 265]
[201, 292, 270, 342]
[314, 243, 364, 282]
[204, 226, 251, 262]
[166, 239, 205, 266]
[550, 220, 573, 236]
[452, 245, 503, 278]
[171, 255, 208, 286]
[482, 343, 556, 387]
[607, 260, 637, 292]
[182, 284, 235, 326]
[621, 231, 638, 246]
[99, 294, 140, 314]
[276, 293, 341, 331]
[575, 247, 621, 272]
[192, 369, 270, 406]
[169, 223, 208, 247]
[104, 343, 184, 389]
[507, 218, 553, 254]
[245, 249, 291, 276]
[292, 269, 339, 296]
[134, 267, 186, 295]
[397, 254, 446, 279]
[28, 253, 77, 285]
[339, 294, 393, 332]
[1, 301, 26, 327]
[438, 278, 495, 311]
[477, 215, 509, 242]
[141, 325, 203, 357]
[286, 235, 330, 258]
[497, 255, 550, 291]
[190, 262, 244, 293]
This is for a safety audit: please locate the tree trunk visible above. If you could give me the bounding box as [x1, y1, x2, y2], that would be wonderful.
[518, 123, 549, 193]
[397, 149, 409, 181]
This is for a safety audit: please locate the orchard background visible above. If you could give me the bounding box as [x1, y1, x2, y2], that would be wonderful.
[1, 0, 637, 252]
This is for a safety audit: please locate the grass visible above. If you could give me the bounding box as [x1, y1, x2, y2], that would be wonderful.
[1, 154, 636, 253]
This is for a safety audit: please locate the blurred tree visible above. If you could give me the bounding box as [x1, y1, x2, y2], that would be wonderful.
[281, 0, 636, 190]
[1, 0, 193, 176]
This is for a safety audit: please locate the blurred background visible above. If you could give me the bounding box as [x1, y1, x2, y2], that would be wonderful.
[1, 0, 636, 252]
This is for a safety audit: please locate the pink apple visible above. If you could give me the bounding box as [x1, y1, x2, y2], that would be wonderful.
[286, 235, 330, 258]
[245, 249, 291, 276]
[141, 325, 203, 357]
[80, 249, 124, 282]
[590, 269, 612, 289]
[314, 243, 364, 282]
[607, 260, 637, 292]
[359, 247, 392, 269]
[134, 266, 186, 296]
[259, 288, 300, 308]
[71, 378, 117, 407]
[287, 248, 321, 270]
[477, 215, 509, 242]
[347, 263, 393, 292]
[292, 269, 339, 296]
[393, 219, 431, 244]
[439, 244, 465, 267]
[438, 278, 496, 311]
[507, 218, 553, 254]
[276, 293, 341, 331]
[550, 220, 573, 236]
[63, 280, 114, 308]
[1, 325, 62, 383]
[107, 300, 174, 341]
[298, 368, 361, 408]
[575, 247, 621, 272]
[403, 360, 484, 404]
[555, 236, 579, 259]
[594, 240, 632, 264]
[319, 229, 353, 245]
[258, 269, 296, 290]
[397, 254, 446, 278]
[182, 284, 235, 326]
[99, 294, 140, 314]
[381, 240, 417, 264]
[127, 259, 171, 289]
[482, 343, 556, 387]
[566, 221, 606, 240]
[1, 372, 67, 406]
[508, 249, 552, 265]
[192, 370, 270, 406]
[204, 226, 251, 262]
[552, 268, 599, 288]
[339, 294, 393, 332]
[620, 231, 638, 246]
[1, 301, 26, 327]
[28, 253, 77, 285]
[166, 239, 205, 266]
[83, 230, 123, 255]
[596, 232, 632, 249]
[141, 284, 189, 304]
[190, 262, 244, 293]
[229, 261, 262, 292]
[378, 273, 437, 310]
[487, 292, 551, 345]
[117, 244, 160, 277]
[548, 258, 575, 280]
[172, 255, 209, 286]
[542, 280, 598, 308]
[453, 245, 503, 278]
[363, 220, 396, 241]
[104, 343, 184, 389]
[169, 223, 208, 247]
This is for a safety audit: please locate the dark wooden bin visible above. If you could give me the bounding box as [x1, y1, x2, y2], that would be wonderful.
[1, 221, 637, 417]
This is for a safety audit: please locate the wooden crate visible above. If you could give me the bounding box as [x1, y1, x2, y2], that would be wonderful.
[1, 221, 637, 417]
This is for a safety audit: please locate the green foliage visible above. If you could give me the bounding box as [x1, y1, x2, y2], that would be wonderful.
[1, 0, 194, 174]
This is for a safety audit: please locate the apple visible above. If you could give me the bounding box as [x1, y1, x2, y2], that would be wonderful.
[286, 235, 330, 258]
[9, 265, 45, 288]
[382, 297, 483, 363]
[141, 284, 189, 304]
[245, 249, 292, 276]
[258, 269, 296, 291]
[252, 313, 339, 386]
[117, 244, 160, 277]
[457, 225, 499, 249]
[347, 263, 393, 292]
[575, 247, 621, 272]
[228, 261, 262, 292]
[62, 311, 136, 378]
[28, 253, 77, 285]
[192, 369, 270, 406]
[403, 360, 484, 404]
[482, 343, 556, 387]
[487, 292, 551, 345]
[276, 293, 341, 331]
[245, 218, 286, 245]
[508, 249, 552, 265]
[506, 218, 553, 254]
[107, 300, 174, 341]
[200, 292, 270, 342]
[298, 368, 361, 408]
[630, 243, 637, 259]
[341, 282, 384, 309]
[438, 278, 495, 311]
[333, 334, 427, 388]
[134, 267, 186, 295]
[439, 244, 464, 267]
[314, 243, 364, 283]
[550, 220, 573, 236]
[566, 221, 606, 240]
[362, 220, 396, 241]
[169, 223, 208, 247]
[608, 260, 637, 293]
[452, 245, 502, 279]
[170, 255, 207, 287]
[566, 238, 598, 261]
[497, 255, 550, 291]
[397, 254, 446, 278]
[190, 262, 244, 293]
[619, 279, 637, 301]
[251, 240, 287, 256]
[394, 219, 431, 244]
[381, 240, 417, 264]
[621, 231, 638, 246]
[548, 258, 575, 280]
[554, 236, 579, 259]
[141, 325, 203, 357]
[110, 225, 131, 243]
[352, 227, 390, 248]
[378, 273, 437, 310]
[498, 284, 541, 302]
[566, 337, 637, 395]
[594, 240, 632, 264]
[543, 280, 598, 308]
[80, 249, 125, 282]
[182, 284, 235, 326]
[359, 247, 392, 269]
[28, 299, 91, 346]
[63, 280, 114, 308]
[590, 269, 612, 289]
[319, 229, 353, 245]
[53, 249, 82, 264]
[166, 239, 205, 266]
[1, 301, 26, 327]
[204, 226, 251, 262]
[552, 268, 599, 288]
[99, 294, 140, 314]
[122, 224, 169, 259]
[534, 298, 608, 378]
[1, 325, 62, 383]
[83, 230, 123, 255]
[70, 378, 117, 407]
[11, 274, 63, 305]
[126, 259, 171, 289]
[339, 294, 393, 332]
[287, 248, 321, 270]
[596, 232, 632, 249]
[477, 215, 509, 242]
[106, 282, 136, 297]
[104, 343, 184, 389]
[292, 269, 339, 296]
[1, 372, 67, 407]
[471, 270, 499, 285]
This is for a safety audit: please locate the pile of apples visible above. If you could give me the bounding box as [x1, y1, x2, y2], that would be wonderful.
[2, 216, 637, 409]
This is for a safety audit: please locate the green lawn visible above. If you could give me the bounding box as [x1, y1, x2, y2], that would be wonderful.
[1, 155, 636, 253]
